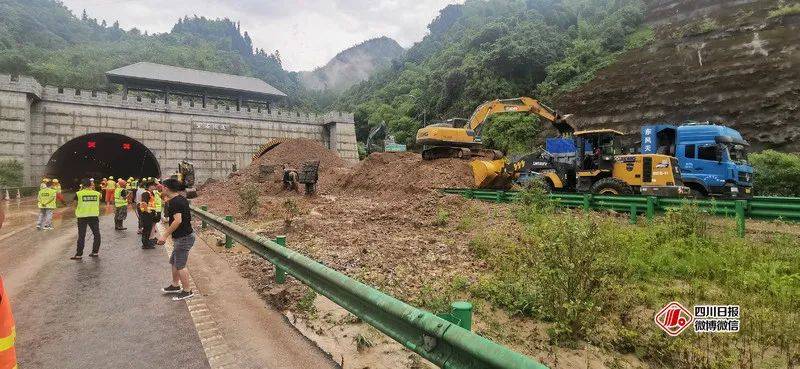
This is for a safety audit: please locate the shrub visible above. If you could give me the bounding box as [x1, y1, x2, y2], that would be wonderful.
[0, 160, 23, 187]
[768, 3, 800, 18]
[237, 183, 260, 217]
[749, 150, 800, 196]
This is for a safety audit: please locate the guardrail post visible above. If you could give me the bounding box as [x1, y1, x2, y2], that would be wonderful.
[582, 193, 591, 212]
[451, 301, 473, 331]
[629, 204, 638, 224]
[224, 215, 234, 248]
[200, 205, 208, 229]
[646, 196, 656, 220]
[274, 236, 287, 284]
[735, 200, 746, 238]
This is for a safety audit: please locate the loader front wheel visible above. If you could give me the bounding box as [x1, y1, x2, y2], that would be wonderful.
[591, 178, 633, 196]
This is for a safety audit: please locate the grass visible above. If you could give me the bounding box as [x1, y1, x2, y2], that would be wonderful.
[768, 3, 800, 18]
[296, 289, 318, 317]
[624, 26, 655, 50]
[465, 188, 800, 367]
[434, 208, 450, 226]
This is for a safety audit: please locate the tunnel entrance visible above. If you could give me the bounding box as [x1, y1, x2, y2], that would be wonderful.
[46, 133, 160, 190]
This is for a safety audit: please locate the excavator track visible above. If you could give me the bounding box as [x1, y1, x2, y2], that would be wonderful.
[421, 146, 503, 160]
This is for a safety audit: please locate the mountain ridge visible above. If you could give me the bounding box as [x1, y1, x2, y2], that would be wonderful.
[299, 36, 404, 91]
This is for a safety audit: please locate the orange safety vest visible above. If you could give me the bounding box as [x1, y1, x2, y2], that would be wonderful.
[139, 190, 156, 213]
[0, 277, 17, 369]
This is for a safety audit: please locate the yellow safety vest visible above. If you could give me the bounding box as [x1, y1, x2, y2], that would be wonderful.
[37, 188, 57, 209]
[106, 181, 116, 190]
[75, 189, 101, 218]
[114, 187, 128, 208]
[153, 190, 163, 212]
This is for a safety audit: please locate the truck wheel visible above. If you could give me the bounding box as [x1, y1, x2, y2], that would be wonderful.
[591, 178, 633, 195]
[689, 188, 706, 199]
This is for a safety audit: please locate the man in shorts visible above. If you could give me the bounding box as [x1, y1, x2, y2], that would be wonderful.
[157, 178, 195, 301]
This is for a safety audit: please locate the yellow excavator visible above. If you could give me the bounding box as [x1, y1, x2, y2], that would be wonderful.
[415, 97, 574, 160]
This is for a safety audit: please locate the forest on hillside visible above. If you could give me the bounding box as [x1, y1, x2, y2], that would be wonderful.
[0, 0, 305, 103]
[0, 0, 652, 152]
[334, 0, 653, 151]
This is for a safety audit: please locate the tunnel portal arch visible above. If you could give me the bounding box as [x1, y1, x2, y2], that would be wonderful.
[45, 133, 161, 190]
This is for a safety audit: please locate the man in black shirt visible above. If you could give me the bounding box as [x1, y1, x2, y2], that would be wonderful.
[157, 178, 195, 301]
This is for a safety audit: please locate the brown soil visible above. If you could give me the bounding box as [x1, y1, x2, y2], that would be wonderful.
[335, 152, 473, 196]
[556, 0, 800, 151]
[197, 141, 475, 218]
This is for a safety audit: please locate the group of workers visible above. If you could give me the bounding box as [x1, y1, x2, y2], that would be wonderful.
[37, 175, 197, 299]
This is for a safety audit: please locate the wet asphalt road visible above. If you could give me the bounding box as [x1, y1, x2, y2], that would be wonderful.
[1, 205, 210, 369]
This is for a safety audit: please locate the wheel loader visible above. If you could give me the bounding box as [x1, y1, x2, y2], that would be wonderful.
[473, 129, 689, 197]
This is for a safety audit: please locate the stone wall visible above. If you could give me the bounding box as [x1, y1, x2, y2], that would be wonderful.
[0, 74, 358, 185]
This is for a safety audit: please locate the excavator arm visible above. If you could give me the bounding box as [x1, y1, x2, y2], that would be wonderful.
[467, 97, 574, 136]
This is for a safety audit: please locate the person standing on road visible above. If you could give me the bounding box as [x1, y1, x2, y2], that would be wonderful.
[36, 180, 57, 230]
[71, 179, 102, 260]
[138, 180, 157, 249]
[158, 178, 195, 301]
[105, 176, 116, 206]
[53, 179, 66, 207]
[135, 180, 148, 234]
[113, 179, 128, 230]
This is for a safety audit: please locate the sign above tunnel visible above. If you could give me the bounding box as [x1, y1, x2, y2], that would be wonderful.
[194, 122, 231, 132]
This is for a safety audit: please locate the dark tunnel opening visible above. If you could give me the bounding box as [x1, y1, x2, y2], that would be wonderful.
[46, 133, 161, 190]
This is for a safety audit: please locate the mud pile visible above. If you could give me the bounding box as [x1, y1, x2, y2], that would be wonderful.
[198, 138, 349, 212]
[335, 152, 473, 195]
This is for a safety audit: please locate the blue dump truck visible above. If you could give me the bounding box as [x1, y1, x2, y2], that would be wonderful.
[640, 123, 753, 198]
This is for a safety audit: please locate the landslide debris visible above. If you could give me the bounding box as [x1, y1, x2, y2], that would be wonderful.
[198, 140, 475, 217]
[335, 152, 473, 195]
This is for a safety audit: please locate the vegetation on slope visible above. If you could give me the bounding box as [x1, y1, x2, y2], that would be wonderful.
[0, 1, 304, 104]
[334, 0, 650, 146]
[424, 187, 800, 367]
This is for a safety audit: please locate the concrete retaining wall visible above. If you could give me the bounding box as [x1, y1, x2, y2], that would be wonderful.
[0, 74, 358, 185]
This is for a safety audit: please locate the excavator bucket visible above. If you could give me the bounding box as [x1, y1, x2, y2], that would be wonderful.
[471, 159, 514, 189]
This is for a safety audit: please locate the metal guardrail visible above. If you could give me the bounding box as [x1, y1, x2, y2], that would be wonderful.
[190, 205, 548, 369]
[440, 188, 800, 220]
[441, 189, 800, 237]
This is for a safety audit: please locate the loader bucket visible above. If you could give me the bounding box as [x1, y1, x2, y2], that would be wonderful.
[471, 159, 512, 189]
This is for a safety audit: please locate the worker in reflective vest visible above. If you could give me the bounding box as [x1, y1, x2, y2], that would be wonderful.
[139, 185, 157, 249]
[0, 276, 17, 369]
[36, 180, 57, 230]
[52, 179, 66, 207]
[113, 179, 128, 230]
[71, 179, 102, 260]
[105, 176, 116, 205]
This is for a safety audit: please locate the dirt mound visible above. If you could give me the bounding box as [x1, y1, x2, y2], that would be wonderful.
[198, 138, 350, 209]
[334, 152, 473, 194]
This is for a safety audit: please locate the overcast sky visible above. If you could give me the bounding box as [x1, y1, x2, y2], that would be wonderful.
[60, 0, 462, 71]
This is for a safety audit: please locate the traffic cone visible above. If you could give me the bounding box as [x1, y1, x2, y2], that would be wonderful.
[3, 190, 9, 201]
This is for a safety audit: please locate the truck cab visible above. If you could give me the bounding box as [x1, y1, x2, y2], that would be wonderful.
[641, 123, 753, 198]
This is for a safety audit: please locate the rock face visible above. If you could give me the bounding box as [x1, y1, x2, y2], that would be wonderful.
[299, 36, 404, 91]
[557, 0, 800, 152]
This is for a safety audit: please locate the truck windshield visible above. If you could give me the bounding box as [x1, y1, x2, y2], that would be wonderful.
[726, 144, 748, 164]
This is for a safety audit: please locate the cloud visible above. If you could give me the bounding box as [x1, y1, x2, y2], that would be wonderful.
[60, 0, 461, 71]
